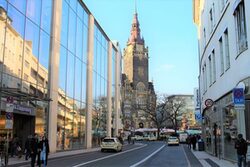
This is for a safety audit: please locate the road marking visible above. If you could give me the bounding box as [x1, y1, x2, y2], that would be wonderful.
[129, 144, 165, 167]
[72, 144, 147, 167]
[182, 145, 191, 167]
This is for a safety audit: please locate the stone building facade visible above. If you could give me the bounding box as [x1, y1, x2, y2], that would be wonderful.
[122, 11, 156, 131]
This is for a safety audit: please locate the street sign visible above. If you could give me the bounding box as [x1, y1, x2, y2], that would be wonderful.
[233, 88, 245, 106]
[7, 96, 14, 103]
[205, 99, 214, 107]
[5, 103, 14, 129]
[195, 113, 202, 120]
[6, 112, 13, 120]
[6, 103, 14, 113]
[5, 119, 13, 129]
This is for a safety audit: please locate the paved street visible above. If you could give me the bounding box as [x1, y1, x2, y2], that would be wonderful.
[9, 141, 206, 167]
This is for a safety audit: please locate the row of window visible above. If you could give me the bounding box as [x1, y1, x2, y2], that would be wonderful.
[202, 0, 247, 54]
[201, 1, 248, 94]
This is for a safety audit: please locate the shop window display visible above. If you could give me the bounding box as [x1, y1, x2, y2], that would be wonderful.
[223, 106, 237, 160]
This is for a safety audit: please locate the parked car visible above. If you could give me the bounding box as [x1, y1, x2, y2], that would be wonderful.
[167, 136, 179, 146]
[101, 137, 123, 152]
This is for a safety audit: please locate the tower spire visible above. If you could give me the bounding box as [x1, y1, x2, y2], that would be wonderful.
[135, 0, 137, 14]
[128, 1, 143, 45]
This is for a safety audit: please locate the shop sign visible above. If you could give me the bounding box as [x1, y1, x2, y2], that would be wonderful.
[194, 88, 200, 109]
[233, 88, 245, 106]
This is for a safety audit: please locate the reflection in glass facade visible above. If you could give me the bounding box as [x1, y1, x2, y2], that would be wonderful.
[57, 0, 89, 150]
[92, 24, 108, 147]
[0, 0, 52, 146]
[0, 0, 121, 152]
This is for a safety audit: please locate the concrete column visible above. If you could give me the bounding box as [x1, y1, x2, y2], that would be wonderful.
[114, 45, 121, 136]
[48, 0, 62, 153]
[85, 14, 94, 149]
[107, 42, 112, 137]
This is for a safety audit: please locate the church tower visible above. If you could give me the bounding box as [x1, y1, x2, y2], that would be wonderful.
[122, 9, 156, 130]
[123, 11, 149, 91]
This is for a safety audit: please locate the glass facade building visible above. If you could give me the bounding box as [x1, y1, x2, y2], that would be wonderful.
[0, 0, 122, 152]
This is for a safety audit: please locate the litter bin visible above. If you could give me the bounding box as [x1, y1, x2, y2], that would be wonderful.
[198, 139, 204, 151]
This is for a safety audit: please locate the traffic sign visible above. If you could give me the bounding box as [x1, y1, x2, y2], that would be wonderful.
[6, 103, 14, 113]
[7, 96, 14, 103]
[5, 103, 14, 129]
[6, 112, 13, 120]
[233, 88, 245, 106]
[205, 99, 214, 107]
[5, 119, 13, 129]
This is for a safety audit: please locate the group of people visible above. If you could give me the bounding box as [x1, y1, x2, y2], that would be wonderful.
[25, 133, 50, 167]
[186, 134, 200, 150]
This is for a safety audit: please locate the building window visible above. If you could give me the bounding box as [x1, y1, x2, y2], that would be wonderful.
[25, 60, 29, 68]
[212, 50, 216, 83]
[209, 7, 214, 32]
[234, 1, 248, 53]
[224, 29, 230, 69]
[24, 73, 29, 81]
[219, 37, 224, 75]
[202, 64, 207, 93]
[208, 56, 212, 86]
[203, 28, 206, 48]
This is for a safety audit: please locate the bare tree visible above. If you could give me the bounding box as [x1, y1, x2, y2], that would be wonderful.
[162, 95, 187, 133]
[134, 95, 170, 139]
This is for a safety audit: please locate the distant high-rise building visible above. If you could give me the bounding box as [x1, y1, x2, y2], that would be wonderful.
[122, 10, 156, 130]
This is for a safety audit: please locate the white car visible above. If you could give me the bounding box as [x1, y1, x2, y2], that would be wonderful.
[167, 136, 179, 146]
[101, 137, 123, 152]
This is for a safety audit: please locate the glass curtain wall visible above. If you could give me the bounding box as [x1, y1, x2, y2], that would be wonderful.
[57, 0, 88, 150]
[0, 0, 52, 146]
[111, 48, 116, 134]
[92, 24, 108, 147]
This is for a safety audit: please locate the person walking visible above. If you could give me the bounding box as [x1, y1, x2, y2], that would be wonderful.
[24, 135, 32, 160]
[235, 134, 248, 167]
[191, 135, 197, 150]
[127, 134, 131, 144]
[186, 135, 191, 149]
[39, 136, 50, 167]
[30, 134, 39, 167]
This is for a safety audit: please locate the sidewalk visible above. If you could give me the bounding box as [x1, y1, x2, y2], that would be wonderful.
[192, 149, 237, 167]
[7, 147, 100, 166]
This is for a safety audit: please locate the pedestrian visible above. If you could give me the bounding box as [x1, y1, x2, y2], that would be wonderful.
[235, 134, 248, 167]
[191, 135, 197, 150]
[127, 134, 131, 144]
[24, 135, 32, 160]
[37, 135, 42, 166]
[117, 135, 123, 145]
[30, 134, 39, 167]
[39, 135, 50, 167]
[186, 135, 191, 149]
[11, 134, 18, 157]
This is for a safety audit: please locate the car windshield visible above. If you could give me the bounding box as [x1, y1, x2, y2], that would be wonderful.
[169, 137, 177, 140]
[103, 139, 115, 142]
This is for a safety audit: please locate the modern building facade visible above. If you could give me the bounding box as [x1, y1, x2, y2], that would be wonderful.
[121, 11, 156, 130]
[193, 0, 250, 161]
[0, 0, 122, 153]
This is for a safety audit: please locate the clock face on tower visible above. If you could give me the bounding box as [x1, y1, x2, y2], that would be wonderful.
[138, 67, 144, 77]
